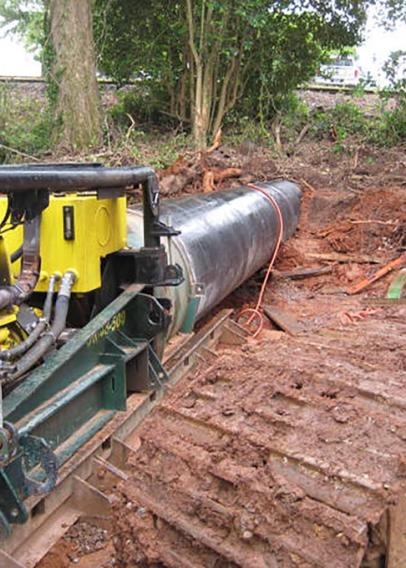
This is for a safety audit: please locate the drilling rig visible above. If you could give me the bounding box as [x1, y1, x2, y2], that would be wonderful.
[0, 163, 300, 560]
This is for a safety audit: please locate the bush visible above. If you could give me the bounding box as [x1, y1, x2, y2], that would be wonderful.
[310, 99, 406, 149]
[278, 94, 310, 142]
[0, 84, 52, 162]
[312, 102, 366, 138]
[379, 106, 406, 145]
[108, 85, 177, 132]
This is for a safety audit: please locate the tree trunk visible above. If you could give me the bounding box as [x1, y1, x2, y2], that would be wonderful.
[49, 0, 101, 150]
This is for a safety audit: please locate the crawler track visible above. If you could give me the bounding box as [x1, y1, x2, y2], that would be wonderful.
[112, 309, 406, 568]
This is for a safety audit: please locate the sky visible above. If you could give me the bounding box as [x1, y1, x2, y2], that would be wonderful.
[0, 9, 405, 83]
[0, 35, 41, 76]
[357, 8, 406, 85]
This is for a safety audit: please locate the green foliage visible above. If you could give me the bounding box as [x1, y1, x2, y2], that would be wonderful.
[377, 50, 406, 145]
[0, 0, 45, 54]
[0, 84, 51, 162]
[146, 132, 191, 170]
[382, 0, 406, 25]
[279, 94, 310, 133]
[222, 115, 275, 147]
[2, 0, 406, 155]
[108, 87, 177, 130]
[93, 0, 378, 144]
[313, 102, 366, 138]
[309, 95, 406, 150]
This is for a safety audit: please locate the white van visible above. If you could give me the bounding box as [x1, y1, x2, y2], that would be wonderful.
[315, 56, 361, 86]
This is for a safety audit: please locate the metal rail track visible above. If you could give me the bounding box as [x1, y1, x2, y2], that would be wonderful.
[0, 76, 378, 94]
[0, 76, 118, 85]
[0, 309, 247, 568]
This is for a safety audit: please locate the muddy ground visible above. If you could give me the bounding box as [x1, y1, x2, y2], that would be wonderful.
[37, 140, 406, 567]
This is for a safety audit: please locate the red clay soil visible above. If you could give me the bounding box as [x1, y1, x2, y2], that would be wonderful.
[111, 182, 406, 567]
[38, 164, 406, 567]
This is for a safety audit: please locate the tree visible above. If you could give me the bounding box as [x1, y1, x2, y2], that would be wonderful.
[94, 0, 377, 148]
[2, 0, 405, 150]
[0, 0, 102, 151]
[384, 0, 406, 23]
[0, 0, 44, 52]
[48, 0, 101, 149]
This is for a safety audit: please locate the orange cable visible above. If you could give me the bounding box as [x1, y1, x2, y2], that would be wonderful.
[236, 183, 285, 337]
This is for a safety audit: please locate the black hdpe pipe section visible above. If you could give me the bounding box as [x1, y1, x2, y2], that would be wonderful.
[0, 164, 158, 193]
[127, 179, 302, 335]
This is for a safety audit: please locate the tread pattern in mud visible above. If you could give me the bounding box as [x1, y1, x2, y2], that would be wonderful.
[113, 315, 406, 568]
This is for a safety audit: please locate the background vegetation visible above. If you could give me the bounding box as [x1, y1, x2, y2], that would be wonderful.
[0, 0, 405, 160]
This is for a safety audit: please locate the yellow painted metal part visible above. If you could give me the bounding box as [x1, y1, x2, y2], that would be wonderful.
[0, 194, 127, 293]
[0, 307, 24, 350]
[0, 237, 13, 285]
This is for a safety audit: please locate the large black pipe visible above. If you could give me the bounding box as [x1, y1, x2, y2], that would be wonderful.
[127, 180, 302, 335]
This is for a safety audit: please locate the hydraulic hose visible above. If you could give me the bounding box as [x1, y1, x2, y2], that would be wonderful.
[0, 215, 41, 310]
[10, 245, 23, 263]
[0, 274, 59, 362]
[43, 273, 60, 321]
[3, 271, 75, 381]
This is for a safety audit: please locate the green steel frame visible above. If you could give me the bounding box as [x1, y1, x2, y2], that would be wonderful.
[0, 284, 170, 535]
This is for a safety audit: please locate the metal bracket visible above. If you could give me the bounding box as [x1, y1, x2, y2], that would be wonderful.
[147, 344, 169, 390]
[151, 220, 181, 238]
[9, 189, 49, 223]
[0, 423, 19, 466]
[20, 435, 58, 496]
[0, 427, 58, 535]
[115, 247, 183, 287]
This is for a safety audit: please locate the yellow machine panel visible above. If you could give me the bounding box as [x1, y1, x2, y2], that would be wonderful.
[0, 194, 127, 293]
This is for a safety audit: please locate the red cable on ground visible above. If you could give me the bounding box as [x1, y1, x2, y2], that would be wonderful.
[236, 183, 285, 337]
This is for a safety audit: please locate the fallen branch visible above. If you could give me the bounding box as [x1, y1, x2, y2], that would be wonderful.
[274, 266, 332, 280]
[202, 170, 215, 193]
[349, 219, 399, 226]
[294, 124, 310, 147]
[202, 167, 242, 193]
[272, 119, 283, 153]
[0, 143, 41, 162]
[308, 252, 382, 264]
[206, 128, 222, 154]
[346, 252, 406, 295]
[125, 113, 136, 140]
[300, 178, 317, 195]
[352, 147, 359, 169]
[362, 297, 406, 307]
[213, 167, 242, 182]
